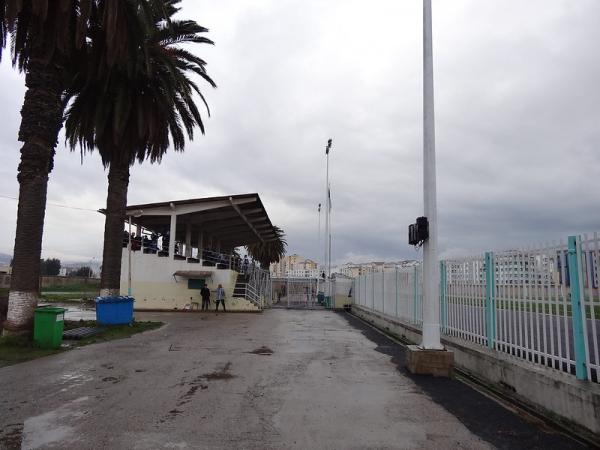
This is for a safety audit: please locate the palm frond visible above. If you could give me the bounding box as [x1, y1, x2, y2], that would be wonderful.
[64, 0, 215, 167]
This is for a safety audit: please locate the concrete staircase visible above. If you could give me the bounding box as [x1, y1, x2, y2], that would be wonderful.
[232, 272, 263, 309]
[233, 273, 249, 299]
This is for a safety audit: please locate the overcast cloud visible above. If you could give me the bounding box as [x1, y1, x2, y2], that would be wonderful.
[0, 0, 599, 265]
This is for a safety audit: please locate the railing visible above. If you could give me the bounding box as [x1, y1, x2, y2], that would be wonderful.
[241, 264, 271, 309]
[355, 266, 422, 325]
[353, 233, 600, 383]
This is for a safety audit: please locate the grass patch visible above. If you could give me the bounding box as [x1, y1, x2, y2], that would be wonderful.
[1, 285, 99, 302]
[40, 283, 100, 293]
[0, 335, 63, 368]
[0, 320, 163, 368]
[40, 294, 96, 303]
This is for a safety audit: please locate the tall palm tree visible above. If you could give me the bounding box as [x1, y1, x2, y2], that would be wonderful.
[64, 0, 216, 296]
[1, 0, 144, 334]
[246, 226, 287, 270]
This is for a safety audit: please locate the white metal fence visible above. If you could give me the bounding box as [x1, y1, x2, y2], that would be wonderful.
[354, 266, 422, 326]
[352, 233, 600, 383]
[245, 265, 272, 309]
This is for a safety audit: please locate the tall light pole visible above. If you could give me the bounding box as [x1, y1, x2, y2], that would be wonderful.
[421, 0, 442, 349]
[325, 139, 333, 302]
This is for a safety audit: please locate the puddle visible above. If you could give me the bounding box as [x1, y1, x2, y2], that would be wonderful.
[58, 372, 94, 393]
[247, 346, 274, 356]
[51, 303, 96, 321]
[202, 362, 235, 381]
[0, 424, 23, 449]
[101, 376, 122, 384]
[21, 397, 89, 449]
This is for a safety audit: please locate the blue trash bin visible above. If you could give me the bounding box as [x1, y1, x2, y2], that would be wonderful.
[95, 296, 134, 325]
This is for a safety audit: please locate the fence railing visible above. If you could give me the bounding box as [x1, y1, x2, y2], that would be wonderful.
[245, 265, 271, 309]
[353, 233, 600, 383]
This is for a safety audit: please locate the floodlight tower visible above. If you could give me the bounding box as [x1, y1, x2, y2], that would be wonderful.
[325, 139, 333, 301]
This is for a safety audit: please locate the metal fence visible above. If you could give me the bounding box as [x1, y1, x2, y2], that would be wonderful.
[271, 277, 319, 308]
[353, 233, 600, 383]
[355, 266, 422, 326]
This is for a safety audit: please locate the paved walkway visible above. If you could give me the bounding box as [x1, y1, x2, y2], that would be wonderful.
[0, 310, 583, 449]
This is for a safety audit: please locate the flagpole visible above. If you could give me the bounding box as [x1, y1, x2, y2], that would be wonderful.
[317, 203, 322, 299]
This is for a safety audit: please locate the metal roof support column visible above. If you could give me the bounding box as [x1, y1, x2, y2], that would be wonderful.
[169, 214, 177, 259]
[136, 223, 143, 251]
[198, 231, 204, 264]
[229, 197, 264, 243]
[185, 223, 192, 257]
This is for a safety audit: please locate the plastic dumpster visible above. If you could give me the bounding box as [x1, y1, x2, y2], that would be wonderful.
[324, 295, 332, 308]
[33, 307, 66, 349]
[95, 296, 134, 325]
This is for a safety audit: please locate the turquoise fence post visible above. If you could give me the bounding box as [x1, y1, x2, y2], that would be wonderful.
[440, 261, 447, 333]
[485, 252, 496, 350]
[567, 235, 587, 380]
[413, 265, 418, 324]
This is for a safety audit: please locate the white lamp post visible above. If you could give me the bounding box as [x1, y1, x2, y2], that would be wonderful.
[421, 0, 442, 350]
[325, 139, 333, 304]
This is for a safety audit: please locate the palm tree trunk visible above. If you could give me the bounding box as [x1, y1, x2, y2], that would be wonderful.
[100, 156, 130, 297]
[3, 56, 65, 336]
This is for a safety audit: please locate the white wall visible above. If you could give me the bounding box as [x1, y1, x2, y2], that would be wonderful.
[119, 251, 257, 311]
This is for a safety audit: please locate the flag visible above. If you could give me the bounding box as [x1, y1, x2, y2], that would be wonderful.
[326, 138, 332, 154]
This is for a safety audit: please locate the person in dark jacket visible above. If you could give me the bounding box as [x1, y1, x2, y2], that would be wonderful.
[200, 285, 211, 311]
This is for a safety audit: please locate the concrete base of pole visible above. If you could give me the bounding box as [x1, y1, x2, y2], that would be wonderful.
[406, 345, 454, 377]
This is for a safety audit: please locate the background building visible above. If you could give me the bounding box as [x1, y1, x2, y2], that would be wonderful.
[339, 260, 419, 277]
[270, 254, 319, 278]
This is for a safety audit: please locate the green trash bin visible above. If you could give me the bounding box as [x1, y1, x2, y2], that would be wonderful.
[34, 307, 66, 349]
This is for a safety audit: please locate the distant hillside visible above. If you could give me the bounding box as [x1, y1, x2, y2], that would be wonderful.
[0, 253, 11, 265]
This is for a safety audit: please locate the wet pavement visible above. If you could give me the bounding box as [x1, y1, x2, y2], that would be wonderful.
[0, 310, 585, 449]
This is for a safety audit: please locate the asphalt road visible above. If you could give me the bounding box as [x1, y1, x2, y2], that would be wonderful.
[0, 310, 584, 449]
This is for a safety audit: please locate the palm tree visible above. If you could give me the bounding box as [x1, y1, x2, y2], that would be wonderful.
[246, 226, 287, 270]
[64, 0, 216, 296]
[1, 0, 144, 334]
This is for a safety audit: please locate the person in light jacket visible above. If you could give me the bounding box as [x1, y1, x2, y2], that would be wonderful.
[215, 284, 226, 312]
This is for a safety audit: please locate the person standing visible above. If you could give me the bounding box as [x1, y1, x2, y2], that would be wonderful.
[215, 284, 226, 312]
[200, 284, 211, 311]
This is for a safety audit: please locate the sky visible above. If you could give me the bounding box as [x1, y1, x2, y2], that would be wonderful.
[0, 0, 599, 265]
